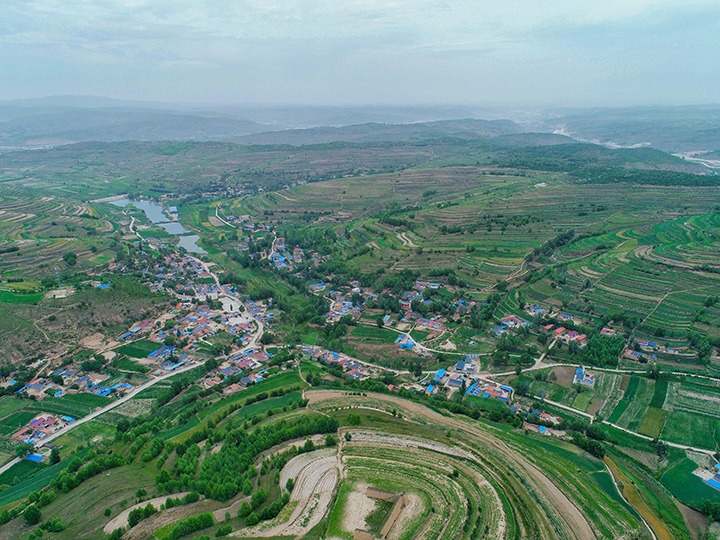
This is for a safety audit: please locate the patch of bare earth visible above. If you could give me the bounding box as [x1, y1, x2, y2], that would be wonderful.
[341, 483, 375, 533]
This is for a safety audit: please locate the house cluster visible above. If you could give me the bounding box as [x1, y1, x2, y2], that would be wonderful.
[12, 367, 136, 400]
[300, 345, 371, 380]
[572, 367, 596, 387]
[702, 464, 720, 492]
[207, 210, 271, 232]
[269, 238, 306, 271]
[395, 333, 415, 350]
[413, 281, 441, 292]
[148, 254, 215, 294]
[119, 320, 154, 341]
[415, 317, 445, 333]
[202, 368, 266, 392]
[12, 414, 75, 445]
[196, 345, 273, 394]
[542, 324, 588, 348]
[76, 375, 133, 397]
[521, 408, 567, 437]
[622, 337, 682, 364]
[245, 300, 274, 322]
[11, 377, 61, 399]
[526, 304, 546, 317]
[492, 314, 531, 336]
[325, 290, 362, 323]
[426, 356, 513, 403]
[623, 349, 653, 363]
[634, 339, 682, 355]
[466, 380, 513, 402]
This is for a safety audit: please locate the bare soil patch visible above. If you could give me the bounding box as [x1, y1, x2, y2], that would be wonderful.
[343, 482, 376, 533]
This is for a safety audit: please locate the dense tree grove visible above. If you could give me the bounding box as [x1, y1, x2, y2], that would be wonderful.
[573, 334, 625, 367]
[193, 414, 339, 500]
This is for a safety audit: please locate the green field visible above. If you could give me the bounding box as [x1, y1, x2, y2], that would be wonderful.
[0, 290, 44, 303]
[349, 325, 399, 344]
[661, 455, 720, 508]
[0, 411, 38, 436]
[661, 410, 720, 449]
[608, 377, 640, 424]
[637, 407, 668, 438]
[115, 339, 161, 358]
[113, 356, 151, 373]
[0, 397, 30, 419]
[24, 393, 111, 419]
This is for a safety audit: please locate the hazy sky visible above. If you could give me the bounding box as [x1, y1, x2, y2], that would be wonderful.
[2, 1, 719, 106]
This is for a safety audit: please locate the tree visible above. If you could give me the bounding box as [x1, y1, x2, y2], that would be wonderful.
[516, 381, 531, 396]
[63, 251, 78, 266]
[250, 488, 267, 509]
[50, 447, 60, 464]
[237, 502, 252, 518]
[15, 442, 34, 458]
[347, 413, 361, 426]
[24, 504, 42, 526]
[376, 316, 384, 328]
[654, 439, 669, 460]
[216, 525, 232, 537]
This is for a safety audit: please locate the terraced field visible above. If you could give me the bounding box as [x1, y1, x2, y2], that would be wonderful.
[302, 390, 643, 539]
[0, 186, 119, 280]
[231, 168, 720, 352]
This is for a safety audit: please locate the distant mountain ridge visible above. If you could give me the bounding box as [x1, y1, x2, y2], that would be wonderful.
[544, 105, 720, 153]
[0, 107, 276, 147]
[224, 118, 525, 145]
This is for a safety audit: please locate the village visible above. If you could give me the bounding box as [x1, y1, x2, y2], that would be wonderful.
[0, 205, 705, 490]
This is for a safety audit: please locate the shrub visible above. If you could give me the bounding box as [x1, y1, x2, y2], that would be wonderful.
[215, 525, 232, 536]
[40, 517, 65, 532]
[237, 502, 252, 518]
[23, 504, 42, 526]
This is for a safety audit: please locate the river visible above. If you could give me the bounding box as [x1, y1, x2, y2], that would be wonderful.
[110, 198, 206, 254]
